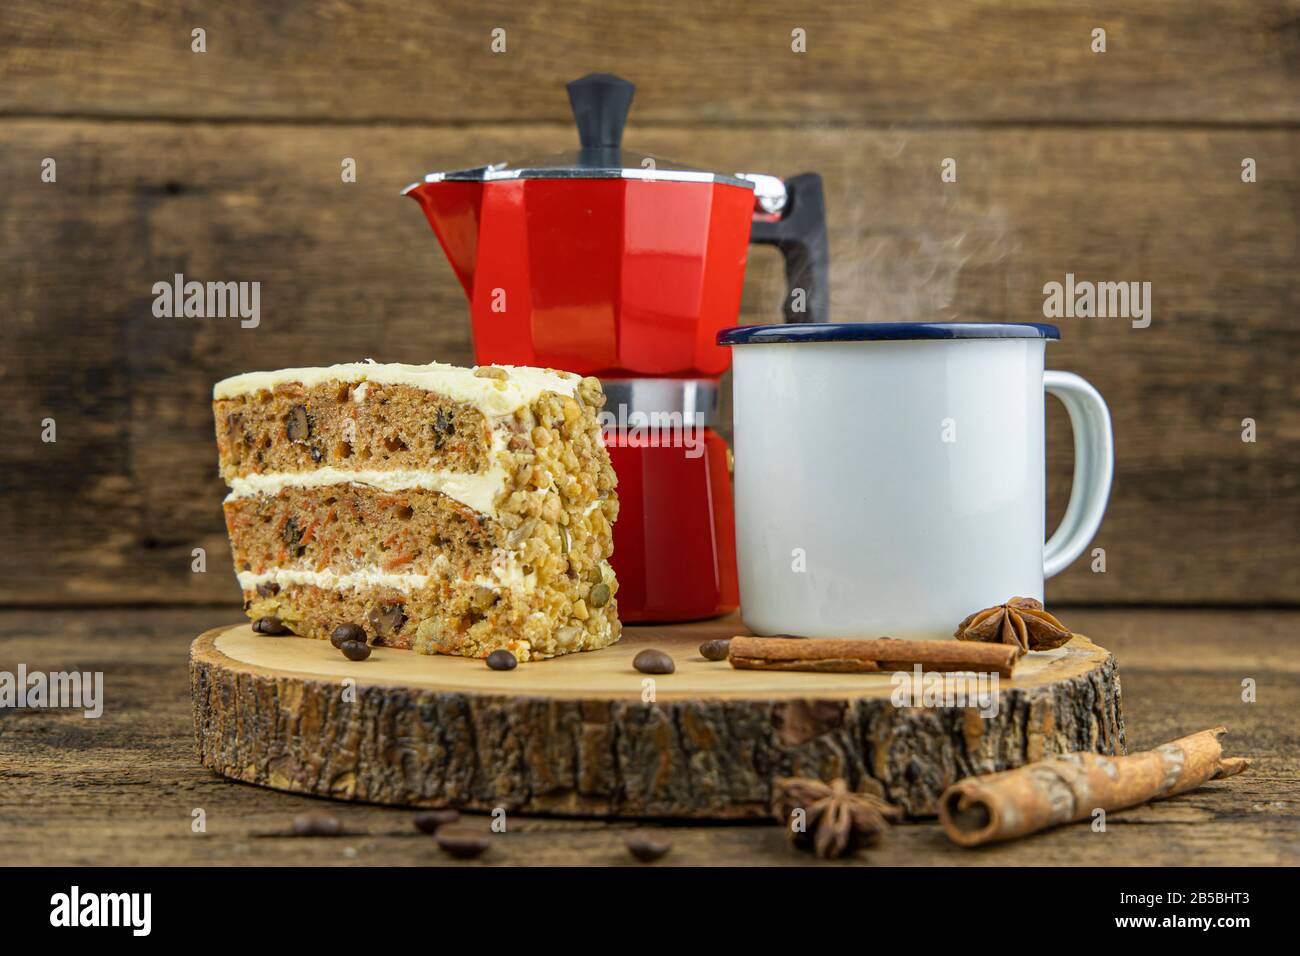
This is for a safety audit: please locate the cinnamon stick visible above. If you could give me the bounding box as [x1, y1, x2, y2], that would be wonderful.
[938, 726, 1250, 848]
[727, 636, 1020, 678]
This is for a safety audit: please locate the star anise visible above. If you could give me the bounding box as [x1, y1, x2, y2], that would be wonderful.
[954, 597, 1072, 654]
[771, 776, 902, 859]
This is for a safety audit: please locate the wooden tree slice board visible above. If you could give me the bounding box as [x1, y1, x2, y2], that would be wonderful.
[190, 615, 1125, 819]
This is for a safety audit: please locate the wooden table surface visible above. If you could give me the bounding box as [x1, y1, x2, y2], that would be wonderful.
[2, 607, 1296, 867]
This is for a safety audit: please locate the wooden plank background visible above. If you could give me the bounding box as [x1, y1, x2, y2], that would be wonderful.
[3, 1, 1299, 124]
[0, 1, 1297, 606]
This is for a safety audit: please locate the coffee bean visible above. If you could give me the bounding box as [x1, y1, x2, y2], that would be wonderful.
[633, 649, 674, 674]
[252, 616, 289, 635]
[588, 582, 611, 608]
[340, 640, 371, 661]
[486, 649, 517, 671]
[699, 638, 731, 661]
[436, 829, 490, 859]
[624, 831, 672, 863]
[331, 622, 366, 649]
[291, 812, 342, 837]
[412, 809, 460, 834]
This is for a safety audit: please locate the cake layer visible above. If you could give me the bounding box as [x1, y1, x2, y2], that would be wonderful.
[240, 568, 619, 659]
[225, 480, 614, 583]
[224, 484, 498, 578]
[215, 381, 491, 481]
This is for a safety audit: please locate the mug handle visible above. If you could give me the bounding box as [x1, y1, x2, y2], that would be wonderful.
[1043, 371, 1115, 578]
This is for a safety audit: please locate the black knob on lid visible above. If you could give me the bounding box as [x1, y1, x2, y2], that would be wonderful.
[566, 73, 635, 151]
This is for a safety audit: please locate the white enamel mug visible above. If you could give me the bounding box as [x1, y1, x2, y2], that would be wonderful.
[717, 323, 1113, 640]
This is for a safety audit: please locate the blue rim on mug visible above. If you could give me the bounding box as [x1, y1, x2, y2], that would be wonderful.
[717, 322, 1061, 346]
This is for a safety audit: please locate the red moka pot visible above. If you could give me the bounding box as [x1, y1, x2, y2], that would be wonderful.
[406, 74, 828, 621]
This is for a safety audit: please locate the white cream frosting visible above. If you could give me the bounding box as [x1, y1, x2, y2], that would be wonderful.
[213, 360, 579, 416]
[238, 567, 431, 593]
[225, 466, 508, 516]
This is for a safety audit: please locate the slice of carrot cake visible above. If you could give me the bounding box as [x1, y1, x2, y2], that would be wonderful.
[212, 361, 620, 661]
